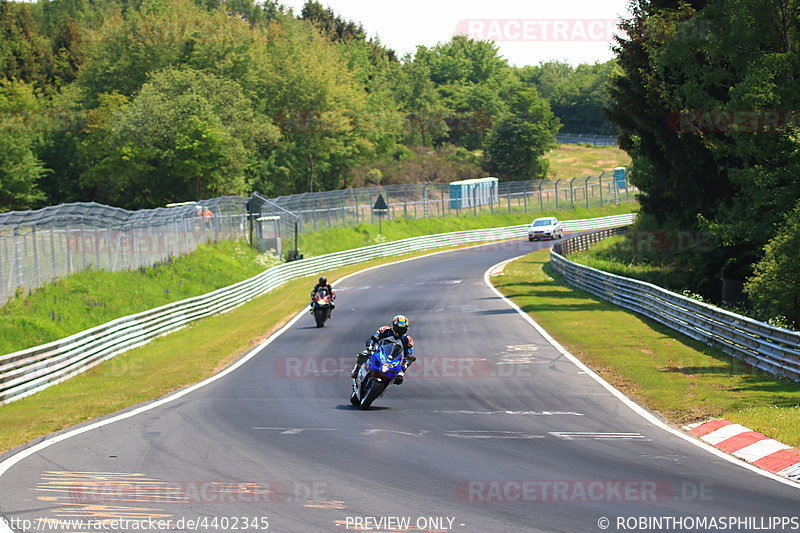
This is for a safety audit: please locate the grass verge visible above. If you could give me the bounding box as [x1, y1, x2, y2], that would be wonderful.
[493, 249, 800, 447]
[0, 244, 476, 455]
[567, 234, 695, 292]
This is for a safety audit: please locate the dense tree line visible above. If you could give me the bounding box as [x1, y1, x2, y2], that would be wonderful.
[520, 60, 617, 135]
[608, 0, 800, 325]
[0, 0, 621, 212]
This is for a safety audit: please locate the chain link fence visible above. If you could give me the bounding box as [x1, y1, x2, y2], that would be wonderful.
[0, 171, 632, 306]
[256, 171, 631, 241]
[0, 197, 248, 306]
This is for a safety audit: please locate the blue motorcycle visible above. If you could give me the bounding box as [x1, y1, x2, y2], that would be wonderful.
[350, 338, 404, 410]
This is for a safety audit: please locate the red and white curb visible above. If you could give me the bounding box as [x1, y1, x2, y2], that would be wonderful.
[686, 419, 800, 483]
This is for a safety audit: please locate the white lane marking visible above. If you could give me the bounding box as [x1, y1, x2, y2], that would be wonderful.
[497, 355, 544, 365]
[496, 345, 545, 365]
[414, 279, 463, 286]
[402, 410, 584, 416]
[361, 429, 429, 437]
[505, 344, 541, 351]
[444, 430, 545, 440]
[0, 237, 523, 523]
[701, 424, 751, 445]
[483, 258, 800, 490]
[252, 428, 339, 435]
[550, 432, 648, 441]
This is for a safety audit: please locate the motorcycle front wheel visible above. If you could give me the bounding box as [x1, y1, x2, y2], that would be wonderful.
[314, 307, 327, 328]
[359, 378, 383, 410]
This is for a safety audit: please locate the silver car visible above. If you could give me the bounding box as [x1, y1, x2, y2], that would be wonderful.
[528, 217, 564, 241]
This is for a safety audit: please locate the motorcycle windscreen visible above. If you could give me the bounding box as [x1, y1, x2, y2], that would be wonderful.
[371, 343, 403, 377]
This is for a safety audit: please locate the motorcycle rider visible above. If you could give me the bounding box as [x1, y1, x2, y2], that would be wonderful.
[350, 315, 415, 384]
[310, 276, 335, 314]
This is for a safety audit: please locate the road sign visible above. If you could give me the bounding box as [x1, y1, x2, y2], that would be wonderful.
[372, 194, 389, 233]
[373, 194, 388, 213]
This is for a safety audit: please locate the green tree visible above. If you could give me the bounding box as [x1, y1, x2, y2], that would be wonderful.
[745, 201, 800, 327]
[0, 79, 47, 210]
[80, 68, 277, 207]
[77, 0, 263, 102]
[35, 84, 88, 204]
[0, 1, 55, 88]
[395, 59, 450, 147]
[519, 60, 617, 135]
[299, 0, 365, 42]
[483, 87, 559, 179]
[606, 0, 800, 306]
[249, 18, 389, 193]
[411, 36, 513, 149]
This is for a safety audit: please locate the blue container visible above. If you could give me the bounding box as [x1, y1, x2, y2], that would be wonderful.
[449, 177, 498, 209]
[614, 167, 627, 189]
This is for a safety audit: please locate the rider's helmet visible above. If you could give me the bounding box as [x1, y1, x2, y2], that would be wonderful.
[392, 315, 410, 336]
[319, 276, 327, 285]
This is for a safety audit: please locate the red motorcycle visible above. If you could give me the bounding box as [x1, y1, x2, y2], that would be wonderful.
[312, 288, 333, 328]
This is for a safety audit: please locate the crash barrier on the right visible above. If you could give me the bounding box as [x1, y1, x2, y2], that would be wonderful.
[551, 232, 800, 383]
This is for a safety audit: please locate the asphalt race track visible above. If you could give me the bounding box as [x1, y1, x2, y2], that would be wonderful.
[1, 239, 799, 533]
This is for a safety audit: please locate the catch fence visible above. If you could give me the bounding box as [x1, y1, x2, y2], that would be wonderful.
[256, 171, 631, 243]
[0, 171, 632, 306]
[0, 197, 248, 306]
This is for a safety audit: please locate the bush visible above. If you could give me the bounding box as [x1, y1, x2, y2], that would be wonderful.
[744, 201, 800, 328]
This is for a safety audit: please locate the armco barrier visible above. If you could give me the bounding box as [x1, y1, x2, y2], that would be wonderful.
[0, 214, 635, 404]
[551, 234, 800, 383]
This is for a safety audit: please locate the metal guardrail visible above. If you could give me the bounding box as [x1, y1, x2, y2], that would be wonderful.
[0, 214, 636, 404]
[555, 226, 631, 255]
[551, 232, 800, 383]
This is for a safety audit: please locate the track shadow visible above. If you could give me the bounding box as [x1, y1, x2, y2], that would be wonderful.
[334, 404, 391, 411]
[475, 308, 519, 316]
